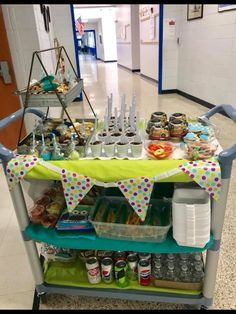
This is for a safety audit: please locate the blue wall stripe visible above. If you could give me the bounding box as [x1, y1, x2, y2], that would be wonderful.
[158, 4, 164, 94]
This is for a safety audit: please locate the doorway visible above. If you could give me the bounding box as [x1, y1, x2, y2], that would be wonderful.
[80, 30, 97, 59]
[0, 5, 26, 150]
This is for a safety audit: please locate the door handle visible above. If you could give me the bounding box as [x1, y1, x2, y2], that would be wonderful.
[0, 61, 12, 84]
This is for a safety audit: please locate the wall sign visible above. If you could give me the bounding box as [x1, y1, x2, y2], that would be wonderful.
[218, 4, 236, 12]
[187, 4, 203, 21]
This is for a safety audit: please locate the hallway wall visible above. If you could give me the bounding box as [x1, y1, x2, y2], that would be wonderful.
[74, 7, 117, 62]
[177, 4, 236, 107]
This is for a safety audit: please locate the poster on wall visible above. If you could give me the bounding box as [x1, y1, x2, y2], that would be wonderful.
[218, 4, 236, 12]
[164, 19, 176, 39]
[187, 4, 203, 20]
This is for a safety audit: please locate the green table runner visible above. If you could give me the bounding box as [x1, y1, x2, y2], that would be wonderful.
[25, 159, 192, 182]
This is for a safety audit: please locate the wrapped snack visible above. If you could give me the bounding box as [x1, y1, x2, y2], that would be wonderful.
[35, 195, 51, 207]
[46, 201, 62, 216]
[186, 142, 217, 160]
[41, 214, 58, 228]
[41, 244, 76, 263]
[30, 204, 45, 224]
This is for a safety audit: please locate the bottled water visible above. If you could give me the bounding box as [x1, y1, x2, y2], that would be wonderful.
[179, 264, 192, 282]
[165, 261, 178, 281]
[179, 253, 190, 267]
[192, 265, 204, 283]
[167, 253, 175, 262]
[193, 254, 203, 268]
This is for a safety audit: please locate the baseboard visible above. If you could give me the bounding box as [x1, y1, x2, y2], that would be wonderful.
[117, 63, 139, 72]
[140, 73, 158, 84]
[161, 89, 178, 94]
[104, 60, 117, 63]
[162, 89, 229, 119]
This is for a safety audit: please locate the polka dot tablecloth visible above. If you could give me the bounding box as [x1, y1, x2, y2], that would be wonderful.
[6, 155, 40, 190]
[117, 177, 154, 221]
[179, 158, 221, 200]
[60, 169, 95, 212]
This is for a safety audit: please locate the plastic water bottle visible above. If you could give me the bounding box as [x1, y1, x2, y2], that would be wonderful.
[192, 265, 204, 283]
[165, 261, 177, 281]
[152, 259, 163, 280]
[179, 253, 190, 267]
[179, 264, 192, 282]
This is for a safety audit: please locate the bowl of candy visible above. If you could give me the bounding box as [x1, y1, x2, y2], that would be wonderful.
[146, 141, 174, 159]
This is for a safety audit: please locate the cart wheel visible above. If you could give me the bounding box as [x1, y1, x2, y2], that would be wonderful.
[40, 292, 48, 304]
[32, 290, 48, 310]
[184, 304, 201, 310]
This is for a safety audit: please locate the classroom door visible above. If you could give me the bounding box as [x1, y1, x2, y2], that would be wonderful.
[0, 5, 25, 150]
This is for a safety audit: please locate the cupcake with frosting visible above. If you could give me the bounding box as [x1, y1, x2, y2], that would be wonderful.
[183, 132, 199, 144]
[199, 134, 210, 143]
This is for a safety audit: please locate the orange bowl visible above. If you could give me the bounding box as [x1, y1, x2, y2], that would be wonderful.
[146, 141, 173, 159]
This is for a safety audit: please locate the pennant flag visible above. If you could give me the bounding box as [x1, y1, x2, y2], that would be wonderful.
[117, 177, 154, 221]
[60, 169, 94, 211]
[6, 155, 40, 190]
[179, 158, 221, 200]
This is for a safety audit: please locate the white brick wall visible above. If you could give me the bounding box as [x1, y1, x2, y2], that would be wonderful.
[177, 4, 236, 107]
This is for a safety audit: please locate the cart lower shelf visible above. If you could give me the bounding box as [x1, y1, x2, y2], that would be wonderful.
[43, 257, 201, 296]
[24, 223, 214, 253]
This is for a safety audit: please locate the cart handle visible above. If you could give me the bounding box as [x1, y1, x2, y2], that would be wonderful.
[200, 104, 236, 178]
[200, 104, 236, 123]
[0, 108, 46, 163]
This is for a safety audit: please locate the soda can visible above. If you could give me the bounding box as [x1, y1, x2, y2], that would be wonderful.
[85, 256, 101, 284]
[101, 257, 113, 284]
[96, 250, 114, 261]
[113, 251, 127, 262]
[127, 253, 138, 281]
[138, 259, 151, 286]
[114, 260, 129, 287]
[138, 252, 151, 261]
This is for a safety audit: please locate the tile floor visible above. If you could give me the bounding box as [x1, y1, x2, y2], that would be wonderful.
[0, 54, 235, 309]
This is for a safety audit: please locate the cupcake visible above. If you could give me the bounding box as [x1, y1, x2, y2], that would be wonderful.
[183, 132, 198, 144]
[199, 134, 210, 143]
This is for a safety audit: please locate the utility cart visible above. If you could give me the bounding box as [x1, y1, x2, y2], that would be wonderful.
[0, 104, 236, 310]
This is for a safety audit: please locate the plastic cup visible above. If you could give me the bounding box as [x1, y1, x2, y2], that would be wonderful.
[130, 142, 143, 158]
[90, 141, 102, 157]
[104, 143, 115, 157]
[116, 142, 129, 158]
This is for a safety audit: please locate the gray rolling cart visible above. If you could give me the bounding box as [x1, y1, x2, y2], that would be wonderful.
[0, 105, 236, 310]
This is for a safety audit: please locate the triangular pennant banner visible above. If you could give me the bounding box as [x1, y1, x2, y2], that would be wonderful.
[60, 169, 94, 211]
[179, 158, 221, 200]
[117, 177, 154, 221]
[6, 155, 40, 190]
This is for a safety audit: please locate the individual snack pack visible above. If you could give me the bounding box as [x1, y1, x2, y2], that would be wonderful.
[41, 243, 76, 263]
[55, 205, 95, 232]
[91, 197, 171, 227]
[29, 183, 66, 228]
[186, 142, 217, 160]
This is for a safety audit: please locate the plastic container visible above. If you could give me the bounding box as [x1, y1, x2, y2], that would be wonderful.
[90, 197, 172, 242]
[172, 188, 211, 248]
